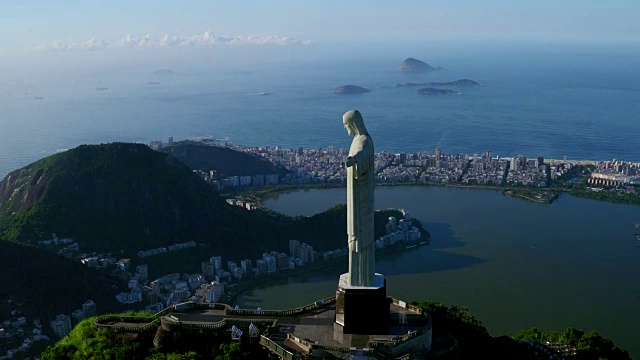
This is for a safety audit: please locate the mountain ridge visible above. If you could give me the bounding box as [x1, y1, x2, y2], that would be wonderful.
[0, 143, 283, 257]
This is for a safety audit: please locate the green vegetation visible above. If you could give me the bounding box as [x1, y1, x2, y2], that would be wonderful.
[412, 300, 500, 358]
[42, 302, 629, 359]
[514, 327, 630, 359]
[0, 143, 318, 260]
[41, 318, 274, 360]
[413, 301, 629, 359]
[0, 240, 124, 324]
[504, 189, 559, 203]
[0, 143, 238, 254]
[569, 185, 640, 205]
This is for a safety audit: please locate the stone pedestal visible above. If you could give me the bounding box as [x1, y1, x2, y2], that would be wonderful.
[335, 273, 389, 334]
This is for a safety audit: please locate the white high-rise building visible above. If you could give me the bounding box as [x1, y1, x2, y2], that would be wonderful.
[265, 256, 277, 273]
[82, 300, 97, 317]
[202, 281, 225, 303]
[241, 259, 253, 276]
[211, 256, 222, 270]
[51, 314, 72, 338]
[297, 243, 314, 264]
[202, 262, 215, 277]
[71, 309, 85, 324]
[289, 240, 300, 258]
[256, 259, 267, 275]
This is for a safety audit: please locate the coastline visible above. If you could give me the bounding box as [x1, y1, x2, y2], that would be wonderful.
[242, 181, 563, 208]
[226, 234, 430, 306]
[241, 176, 638, 208]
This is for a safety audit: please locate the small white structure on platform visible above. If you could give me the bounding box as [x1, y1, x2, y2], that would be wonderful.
[230, 325, 243, 341]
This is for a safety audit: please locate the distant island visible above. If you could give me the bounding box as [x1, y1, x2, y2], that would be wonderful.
[416, 88, 459, 95]
[333, 85, 371, 94]
[397, 57, 440, 72]
[153, 69, 174, 76]
[396, 79, 480, 87]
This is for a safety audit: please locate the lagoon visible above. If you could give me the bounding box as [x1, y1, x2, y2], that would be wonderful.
[240, 186, 640, 357]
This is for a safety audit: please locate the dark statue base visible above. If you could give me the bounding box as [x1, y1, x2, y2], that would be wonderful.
[334, 273, 390, 334]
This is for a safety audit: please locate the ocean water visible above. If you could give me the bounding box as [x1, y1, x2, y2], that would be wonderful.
[1, 44, 640, 179]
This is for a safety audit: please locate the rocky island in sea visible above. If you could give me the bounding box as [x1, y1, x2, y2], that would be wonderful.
[397, 57, 440, 72]
[416, 88, 459, 95]
[396, 79, 479, 87]
[153, 69, 174, 76]
[333, 85, 371, 94]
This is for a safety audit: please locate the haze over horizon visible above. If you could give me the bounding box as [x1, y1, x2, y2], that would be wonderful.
[0, 1, 638, 83]
[2, 1, 638, 54]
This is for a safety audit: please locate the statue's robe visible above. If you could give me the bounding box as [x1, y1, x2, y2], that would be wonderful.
[347, 133, 375, 287]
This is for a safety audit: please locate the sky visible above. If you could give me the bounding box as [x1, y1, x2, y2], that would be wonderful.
[1, 0, 639, 53]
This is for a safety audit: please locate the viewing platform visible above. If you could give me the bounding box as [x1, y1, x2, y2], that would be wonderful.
[94, 296, 433, 359]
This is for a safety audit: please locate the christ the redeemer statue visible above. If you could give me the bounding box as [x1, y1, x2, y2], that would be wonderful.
[343, 110, 375, 287]
[335, 110, 388, 335]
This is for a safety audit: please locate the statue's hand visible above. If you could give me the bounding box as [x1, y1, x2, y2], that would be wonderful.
[345, 156, 356, 167]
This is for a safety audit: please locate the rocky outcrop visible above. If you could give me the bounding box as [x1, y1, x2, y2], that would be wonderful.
[397, 58, 438, 72]
[334, 85, 371, 94]
[416, 88, 459, 95]
[396, 79, 479, 87]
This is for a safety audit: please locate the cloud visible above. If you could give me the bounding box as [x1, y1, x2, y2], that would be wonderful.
[31, 31, 311, 52]
[79, 38, 109, 50]
[158, 34, 185, 47]
[118, 34, 154, 48]
[33, 37, 108, 52]
[157, 31, 310, 47]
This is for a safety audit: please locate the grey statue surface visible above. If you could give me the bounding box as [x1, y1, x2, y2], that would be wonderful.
[343, 110, 375, 287]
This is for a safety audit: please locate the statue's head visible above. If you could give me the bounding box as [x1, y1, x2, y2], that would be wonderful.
[343, 110, 368, 136]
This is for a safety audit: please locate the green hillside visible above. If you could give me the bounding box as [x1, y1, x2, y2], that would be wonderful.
[0, 143, 290, 258]
[0, 240, 124, 324]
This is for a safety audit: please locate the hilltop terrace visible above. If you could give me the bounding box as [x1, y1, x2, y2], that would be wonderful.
[95, 296, 434, 359]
